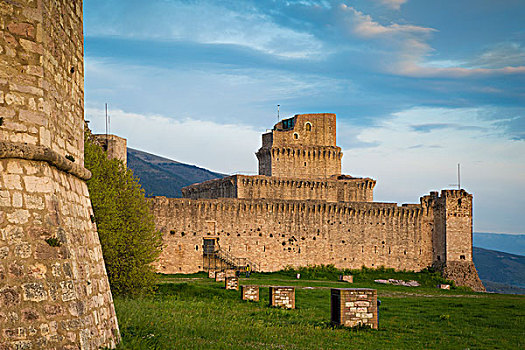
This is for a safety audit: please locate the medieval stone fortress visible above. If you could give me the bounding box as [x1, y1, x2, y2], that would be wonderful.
[0, 1, 492, 348]
[0, 1, 119, 349]
[152, 113, 485, 292]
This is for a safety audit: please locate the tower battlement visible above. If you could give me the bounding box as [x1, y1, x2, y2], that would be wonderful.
[257, 114, 342, 179]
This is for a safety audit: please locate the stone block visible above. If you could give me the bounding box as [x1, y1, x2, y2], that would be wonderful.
[331, 288, 378, 329]
[269, 286, 295, 309]
[225, 276, 239, 290]
[241, 285, 259, 301]
[339, 275, 353, 283]
[215, 271, 225, 282]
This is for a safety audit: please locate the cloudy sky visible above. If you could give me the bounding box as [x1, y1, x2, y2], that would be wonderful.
[83, 0, 524, 235]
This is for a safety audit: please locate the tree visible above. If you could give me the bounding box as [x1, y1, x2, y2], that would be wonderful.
[84, 132, 162, 295]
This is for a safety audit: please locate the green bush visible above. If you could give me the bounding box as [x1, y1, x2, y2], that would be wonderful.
[84, 132, 162, 295]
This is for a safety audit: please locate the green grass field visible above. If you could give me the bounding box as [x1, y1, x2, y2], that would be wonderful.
[113, 268, 524, 349]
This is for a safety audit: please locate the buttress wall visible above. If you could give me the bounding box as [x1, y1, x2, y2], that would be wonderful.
[0, 1, 120, 348]
[151, 197, 434, 274]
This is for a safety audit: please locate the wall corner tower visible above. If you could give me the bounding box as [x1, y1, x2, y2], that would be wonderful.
[432, 190, 485, 292]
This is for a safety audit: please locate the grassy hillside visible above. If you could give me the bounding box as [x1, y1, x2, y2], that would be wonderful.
[127, 148, 225, 197]
[114, 268, 524, 349]
[473, 247, 525, 292]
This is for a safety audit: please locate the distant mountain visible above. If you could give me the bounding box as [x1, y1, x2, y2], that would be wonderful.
[473, 247, 525, 294]
[473, 232, 525, 256]
[127, 148, 225, 198]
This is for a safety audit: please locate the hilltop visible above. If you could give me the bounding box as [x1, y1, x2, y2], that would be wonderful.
[127, 148, 225, 197]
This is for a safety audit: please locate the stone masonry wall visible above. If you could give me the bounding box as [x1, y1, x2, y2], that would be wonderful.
[0, 0, 120, 348]
[151, 197, 434, 274]
[183, 175, 375, 203]
[92, 134, 127, 167]
[0, 159, 119, 349]
[0, 0, 85, 165]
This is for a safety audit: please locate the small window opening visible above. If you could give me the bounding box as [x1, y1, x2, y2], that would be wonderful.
[460, 255, 466, 260]
[305, 122, 312, 131]
[293, 133, 299, 140]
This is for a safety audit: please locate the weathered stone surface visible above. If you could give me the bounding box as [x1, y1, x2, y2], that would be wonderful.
[269, 286, 295, 309]
[331, 288, 378, 329]
[0, 0, 120, 348]
[241, 285, 259, 301]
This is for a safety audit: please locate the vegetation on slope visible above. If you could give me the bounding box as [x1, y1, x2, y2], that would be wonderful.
[126, 148, 225, 197]
[85, 133, 162, 295]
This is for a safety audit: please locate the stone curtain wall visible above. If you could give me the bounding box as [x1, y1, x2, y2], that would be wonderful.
[151, 197, 434, 274]
[0, 0, 120, 348]
[183, 175, 375, 203]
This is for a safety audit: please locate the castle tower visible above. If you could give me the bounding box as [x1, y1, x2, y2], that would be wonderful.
[93, 134, 128, 166]
[0, 1, 120, 348]
[256, 113, 342, 179]
[432, 190, 485, 291]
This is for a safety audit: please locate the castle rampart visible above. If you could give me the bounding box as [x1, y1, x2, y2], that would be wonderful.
[151, 197, 434, 274]
[0, 1, 120, 348]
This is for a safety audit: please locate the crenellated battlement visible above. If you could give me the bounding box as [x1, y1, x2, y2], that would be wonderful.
[182, 174, 376, 202]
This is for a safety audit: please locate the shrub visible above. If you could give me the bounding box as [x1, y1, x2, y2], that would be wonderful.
[84, 131, 162, 295]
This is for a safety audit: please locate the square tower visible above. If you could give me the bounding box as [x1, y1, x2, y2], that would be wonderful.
[256, 113, 342, 179]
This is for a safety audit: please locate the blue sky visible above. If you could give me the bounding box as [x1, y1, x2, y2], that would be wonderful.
[83, 0, 525, 234]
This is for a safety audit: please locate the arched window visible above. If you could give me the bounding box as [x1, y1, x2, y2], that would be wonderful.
[293, 132, 299, 140]
[305, 122, 312, 131]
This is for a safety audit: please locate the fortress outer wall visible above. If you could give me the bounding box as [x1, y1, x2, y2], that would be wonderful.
[151, 197, 434, 274]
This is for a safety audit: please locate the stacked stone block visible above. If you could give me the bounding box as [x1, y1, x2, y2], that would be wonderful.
[225, 277, 239, 290]
[339, 275, 353, 283]
[241, 285, 259, 301]
[215, 271, 225, 282]
[0, 0, 120, 348]
[269, 286, 295, 309]
[331, 288, 378, 329]
[208, 270, 216, 279]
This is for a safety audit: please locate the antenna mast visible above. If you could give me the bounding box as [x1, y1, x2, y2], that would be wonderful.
[457, 163, 461, 190]
[277, 104, 280, 124]
[105, 103, 108, 144]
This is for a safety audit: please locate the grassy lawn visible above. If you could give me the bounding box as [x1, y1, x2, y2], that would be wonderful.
[114, 269, 524, 349]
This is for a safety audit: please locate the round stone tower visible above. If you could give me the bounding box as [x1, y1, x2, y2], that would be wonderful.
[0, 0, 120, 349]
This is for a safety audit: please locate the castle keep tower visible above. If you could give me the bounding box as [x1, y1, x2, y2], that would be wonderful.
[256, 113, 342, 179]
[184, 113, 375, 202]
[0, 1, 120, 348]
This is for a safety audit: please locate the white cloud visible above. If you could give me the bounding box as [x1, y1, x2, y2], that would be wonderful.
[86, 1, 324, 59]
[85, 108, 261, 175]
[342, 107, 525, 234]
[375, 0, 408, 10]
[339, 5, 435, 38]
